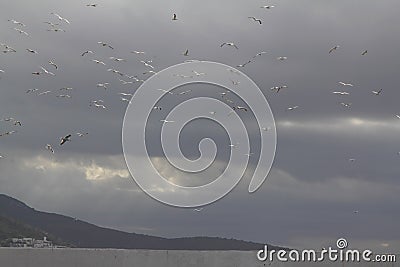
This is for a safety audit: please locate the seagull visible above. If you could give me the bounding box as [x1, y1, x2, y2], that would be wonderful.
[248, 17, 262, 24]
[395, 115, 400, 119]
[182, 49, 189, 56]
[253, 51, 267, 58]
[153, 106, 162, 110]
[40, 66, 55, 76]
[44, 21, 60, 27]
[59, 87, 73, 91]
[277, 56, 287, 61]
[348, 158, 356, 163]
[287, 106, 299, 111]
[234, 106, 248, 112]
[96, 83, 109, 89]
[131, 50, 146, 54]
[37, 90, 52, 96]
[14, 28, 29, 35]
[231, 80, 240, 85]
[60, 134, 72, 145]
[8, 19, 26, 27]
[161, 119, 175, 124]
[192, 71, 205, 76]
[329, 45, 340, 53]
[341, 102, 352, 108]
[332, 91, 350, 95]
[13, 120, 22, 126]
[107, 69, 125, 76]
[194, 208, 203, 212]
[361, 50, 368, 55]
[157, 89, 173, 95]
[90, 101, 107, 109]
[236, 60, 252, 67]
[97, 41, 114, 49]
[140, 60, 154, 69]
[119, 79, 133, 85]
[353, 210, 359, 214]
[271, 85, 288, 93]
[81, 50, 93, 56]
[143, 70, 156, 75]
[119, 92, 133, 97]
[262, 127, 272, 132]
[32, 71, 42, 75]
[260, 5, 275, 9]
[56, 94, 71, 98]
[172, 13, 178, 20]
[48, 60, 58, 69]
[338, 82, 354, 87]
[179, 90, 192, 95]
[372, 89, 383, 96]
[227, 68, 240, 75]
[109, 57, 126, 62]
[26, 49, 38, 54]
[46, 28, 66, 32]
[76, 132, 89, 137]
[26, 88, 39, 93]
[86, 3, 97, 7]
[121, 97, 131, 103]
[45, 144, 54, 154]
[220, 42, 238, 49]
[0, 130, 17, 137]
[51, 13, 70, 24]
[92, 59, 106, 65]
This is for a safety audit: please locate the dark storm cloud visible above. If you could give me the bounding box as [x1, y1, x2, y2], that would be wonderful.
[1, 0, 400, 252]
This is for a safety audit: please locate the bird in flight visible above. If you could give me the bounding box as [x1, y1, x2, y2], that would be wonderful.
[40, 66, 55, 76]
[277, 56, 287, 61]
[86, 4, 97, 7]
[96, 83, 109, 89]
[26, 49, 38, 54]
[260, 5, 275, 9]
[161, 119, 175, 124]
[14, 28, 29, 36]
[237, 60, 252, 68]
[372, 89, 383, 96]
[51, 13, 70, 24]
[48, 60, 58, 69]
[332, 91, 350, 95]
[76, 132, 89, 137]
[287, 106, 299, 111]
[45, 144, 54, 154]
[361, 50, 368, 56]
[271, 85, 288, 93]
[8, 19, 26, 27]
[248, 17, 262, 24]
[329, 45, 340, 53]
[97, 41, 114, 49]
[339, 82, 353, 87]
[92, 59, 106, 65]
[341, 102, 352, 108]
[131, 50, 146, 55]
[221, 42, 238, 49]
[60, 134, 72, 145]
[172, 14, 178, 20]
[81, 50, 93, 56]
[182, 49, 189, 56]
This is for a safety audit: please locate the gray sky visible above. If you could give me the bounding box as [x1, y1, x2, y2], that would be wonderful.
[1, 0, 400, 253]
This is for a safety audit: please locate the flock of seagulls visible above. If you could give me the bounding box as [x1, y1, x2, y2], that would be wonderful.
[0, 3, 399, 221]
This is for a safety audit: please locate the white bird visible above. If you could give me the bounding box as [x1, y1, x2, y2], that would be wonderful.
[179, 90, 192, 95]
[220, 42, 238, 49]
[194, 208, 203, 212]
[341, 102, 352, 108]
[59, 87, 73, 91]
[192, 70, 205, 76]
[227, 68, 240, 75]
[48, 60, 58, 69]
[329, 45, 340, 53]
[86, 3, 97, 7]
[348, 158, 356, 163]
[271, 85, 288, 93]
[96, 83, 109, 89]
[237, 60, 252, 67]
[153, 106, 162, 110]
[248, 17, 262, 24]
[0, 130, 17, 137]
[46, 28, 66, 32]
[161, 119, 175, 123]
[157, 89, 173, 95]
[81, 50, 93, 56]
[119, 92, 133, 97]
[234, 106, 248, 112]
[131, 50, 145, 54]
[56, 94, 71, 98]
[395, 115, 400, 119]
[277, 56, 287, 61]
[143, 70, 156, 75]
[361, 50, 368, 56]
[8, 19, 26, 26]
[262, 127, 272, 132]
[44, 21, 60, 27]
[120, 97, 131, 103]
[51, 13, 70, 24]
[338, 82, 354, 87]
[372, 89, 383, 96]
[230, 80, 240, 86]
[14, 28, 28, 35]
[60, 134, 72, 145]
[76, 132, 89, 137]
[260, 5, 275, 9]
[332, 91, 350, 95]
[26, 49, 38, 54]
[91, 103, 106, 109]
[92, 59, 106, 65]
[37, 90, 51, 96]
[119, 79, 133, 85]
[26, 88, 39, 93]
[97, 41, 114, 49]
[109, 57, 126, 62]
[45, 144, 54, 154]
[287, 106, 299, 111]
[253, 51, 267, 58]
[140, 60, 154, 69]
[40, 66, 55, 76]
